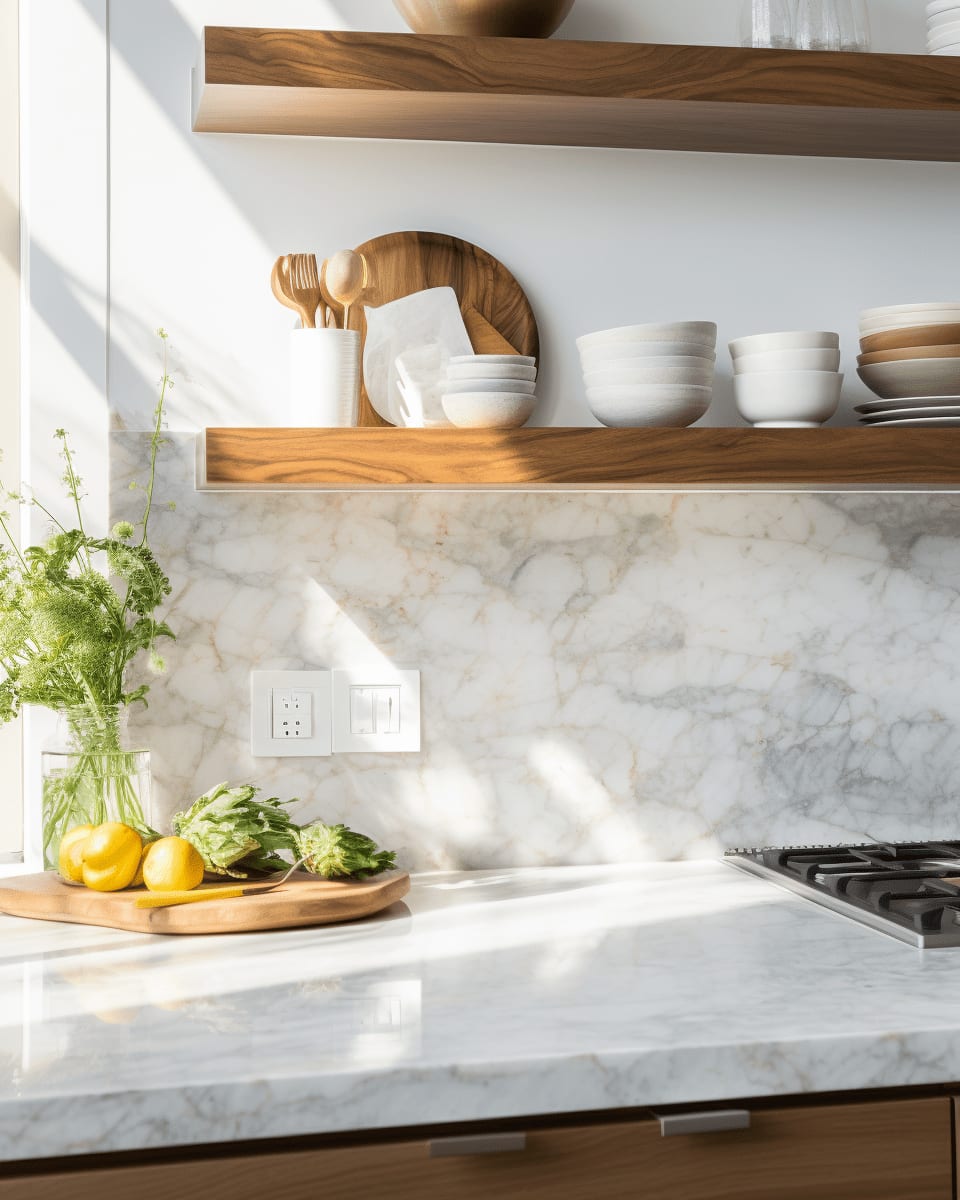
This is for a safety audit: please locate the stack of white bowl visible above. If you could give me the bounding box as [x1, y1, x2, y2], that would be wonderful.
[441, 355, 539, 429]
[927, 0, 960, 54]
[730, 332, 842, 427]
[576, 322, 717, 427]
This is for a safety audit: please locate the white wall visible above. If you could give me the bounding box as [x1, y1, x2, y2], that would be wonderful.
[106, 0, 948, 434]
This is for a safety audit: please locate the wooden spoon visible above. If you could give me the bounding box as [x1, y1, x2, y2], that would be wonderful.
[271, 255, 303, 323]
[325, 249, 369, 332]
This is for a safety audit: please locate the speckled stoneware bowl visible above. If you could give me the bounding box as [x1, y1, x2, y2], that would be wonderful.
[393, 0, 576, 37]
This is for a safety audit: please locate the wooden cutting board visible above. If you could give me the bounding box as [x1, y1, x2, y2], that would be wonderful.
[0, 870, 411, 936]
[335, 230, 539, 427]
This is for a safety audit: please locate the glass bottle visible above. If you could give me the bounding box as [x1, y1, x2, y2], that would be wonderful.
[796, 0, 842, 50]
[838, 0, 871, 51]
[740, 0, 796, 48]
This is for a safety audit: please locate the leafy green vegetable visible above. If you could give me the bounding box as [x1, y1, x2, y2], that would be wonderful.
[173, 781, 299, 878]
[295, 821, 396, 880]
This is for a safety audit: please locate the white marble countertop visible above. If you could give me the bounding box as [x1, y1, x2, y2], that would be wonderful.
[2, 860, 960, 1165]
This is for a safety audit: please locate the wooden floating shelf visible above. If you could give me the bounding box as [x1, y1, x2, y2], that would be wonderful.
[193, 27, 960, 161]
[201, 428, 960, 491]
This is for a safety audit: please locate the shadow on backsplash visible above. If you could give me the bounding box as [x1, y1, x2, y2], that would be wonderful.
[111, 433, 960, 870]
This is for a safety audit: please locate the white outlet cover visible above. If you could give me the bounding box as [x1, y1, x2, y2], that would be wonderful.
[332, 669, 421, 754]
[250, 671, 332, 758]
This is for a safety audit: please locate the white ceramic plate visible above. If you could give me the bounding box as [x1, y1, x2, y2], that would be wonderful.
[861, 405, 960, 423]
[854, 394, 960, 415]
[861, 415, 960, 427]
[857, 358, 960, 399]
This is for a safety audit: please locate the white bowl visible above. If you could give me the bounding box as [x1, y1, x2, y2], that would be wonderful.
[579, 344, 717, 372]
[446, 362, 538, 382]
[577, 322, 717, 351]
[442, 377, 537, 396]
[729, 331, 840, 359]
[930, 45, 960, 51]
[857, 358, 960, 399]
[928, 0, 960, 17]
[584, 361, 715, 387]
[860, 300, 960, 321]
[734, 371, 843, 427]
[584, 384, 712, 428]
[928, 21, 960, 45]
[859, 310, 960, 334]
[734, 348, 841, 374]
[929, 8, 960, 24]
[448, 354, 536, 367]
[441, 392, 538, 429]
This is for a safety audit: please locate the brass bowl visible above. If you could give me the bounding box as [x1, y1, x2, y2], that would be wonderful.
[392, 0, 576, 38]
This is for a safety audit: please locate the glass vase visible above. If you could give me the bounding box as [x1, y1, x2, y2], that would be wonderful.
[41, 705, 153, 870]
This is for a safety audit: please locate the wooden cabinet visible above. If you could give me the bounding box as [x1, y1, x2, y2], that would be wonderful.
[0, 1096, 953, 1200]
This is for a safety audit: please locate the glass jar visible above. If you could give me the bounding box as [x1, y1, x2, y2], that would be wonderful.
[41, 705, 153, 869]
[740, 0, 796, 48]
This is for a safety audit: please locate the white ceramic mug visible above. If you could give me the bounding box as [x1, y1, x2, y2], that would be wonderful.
[289, 328, 361, 427]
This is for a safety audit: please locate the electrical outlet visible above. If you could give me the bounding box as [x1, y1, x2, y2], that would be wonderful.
[332, 669, 421, 753]
[251, 672, 331, 758]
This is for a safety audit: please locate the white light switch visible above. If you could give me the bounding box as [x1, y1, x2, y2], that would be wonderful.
[333, 670, 420, 753]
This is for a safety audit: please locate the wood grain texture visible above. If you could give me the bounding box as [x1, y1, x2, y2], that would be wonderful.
[193, 29, 960, 161]
[351, 230, 539, 427]
[203, 427, 960, 490]
[0, 1100, 951, 1199]
[860, 323, 960, 353]
[0, 870, 410, 936]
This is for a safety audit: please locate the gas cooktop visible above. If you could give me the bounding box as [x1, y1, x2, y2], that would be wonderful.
[725, 840, 960, 949]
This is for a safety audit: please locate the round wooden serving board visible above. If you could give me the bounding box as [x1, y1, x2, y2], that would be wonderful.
[334, 230, 539, 427]
[0, 870, 411, 935]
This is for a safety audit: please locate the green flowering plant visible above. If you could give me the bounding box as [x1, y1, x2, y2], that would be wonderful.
[0, 330, 176, 863]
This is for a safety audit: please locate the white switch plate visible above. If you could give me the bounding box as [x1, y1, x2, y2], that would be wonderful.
[250, 671, 332, 758]
[332, 669, 421, 754]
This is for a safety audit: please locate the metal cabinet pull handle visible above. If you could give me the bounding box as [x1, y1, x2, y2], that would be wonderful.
[655, 1110, 751, 1138]
[429, 1133, 528, 1158]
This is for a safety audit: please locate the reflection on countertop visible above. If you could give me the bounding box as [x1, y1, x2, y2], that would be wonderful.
[1, 860, 959, 1165]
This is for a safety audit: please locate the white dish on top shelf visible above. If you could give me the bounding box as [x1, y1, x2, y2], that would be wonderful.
[449, 354, 536, 368]
[855, 394, 960, 415]
[441, 391, 537, 429]
[928, 23, 960, 46]
[928, 0, 960, 16]
[860, 405, 960, 423]
[930, 45, 960, 53]
[446, 361, 538, 382]
[860, 310, 960, 334]
[734, 370, 842, 427]
[929, 9, 960, 25]
[729, 331, 839, 359]
[443, 376, 537, 396]
[577, 322, 717, 351]
[861, 415, 960, 427]
[584, 360, 715, 388]
[579, 345, 716, 372]
[857, 358, 960, 399]
[734, 348, 841, 374]
[584, 383, 712, 428]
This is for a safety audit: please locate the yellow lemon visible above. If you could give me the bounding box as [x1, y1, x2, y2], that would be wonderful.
[58, 824, 95, 883]
[142, 837, 205, 893]
[81, 822, 143, 892]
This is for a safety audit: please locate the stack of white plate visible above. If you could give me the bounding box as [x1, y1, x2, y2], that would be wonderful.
[576, 322, 717, 428]
[927, 0, 960, 54]
[730, 331, 842, 427]
[441, 355, 539, 428]
[857, 302, 960, 425]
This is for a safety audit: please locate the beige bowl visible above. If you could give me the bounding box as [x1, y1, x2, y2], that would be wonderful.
[392, 0, 575, 37]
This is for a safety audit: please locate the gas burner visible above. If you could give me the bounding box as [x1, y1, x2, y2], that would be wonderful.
[725, 840, 960, 949]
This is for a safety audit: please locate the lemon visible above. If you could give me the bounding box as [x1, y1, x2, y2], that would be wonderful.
[58, 824, 95, 883]
[81, 822, 143, 892]
[142, 836, 205, 893]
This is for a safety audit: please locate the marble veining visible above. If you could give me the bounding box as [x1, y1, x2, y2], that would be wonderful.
[4, 862, 960, 1163]
[109, 434, 960, 868]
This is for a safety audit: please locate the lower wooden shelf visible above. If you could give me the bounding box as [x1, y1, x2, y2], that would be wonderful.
[201, 427, 960, 491]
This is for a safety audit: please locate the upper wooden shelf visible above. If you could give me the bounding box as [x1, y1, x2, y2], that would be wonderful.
[192, 27, 960, 161]
[201, 428, 960, 492]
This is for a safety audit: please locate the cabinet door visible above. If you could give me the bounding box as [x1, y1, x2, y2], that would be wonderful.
[0, 1097, 952, 1200]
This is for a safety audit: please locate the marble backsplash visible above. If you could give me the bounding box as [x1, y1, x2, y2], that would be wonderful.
[112, 433, 960, 870]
